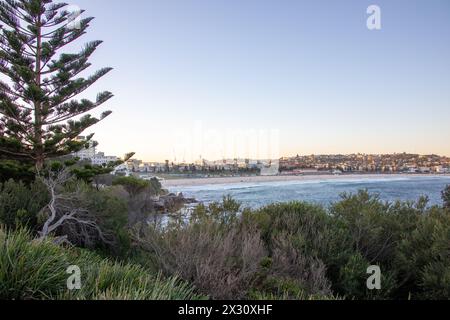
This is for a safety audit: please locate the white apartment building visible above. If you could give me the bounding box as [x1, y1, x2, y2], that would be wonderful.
[435, 166, 450, 174]
[73, 137, 97, 160]
[91, 152, 119, 166]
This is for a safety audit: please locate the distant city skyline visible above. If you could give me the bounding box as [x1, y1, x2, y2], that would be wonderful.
[68, 0, 450, 162]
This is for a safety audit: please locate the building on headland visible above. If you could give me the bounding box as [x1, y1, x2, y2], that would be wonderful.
[434, 166, 449, 174]
[91, 152, 119, 166]
[72, 137, 118, 167]
[419, 167, 431, 173]
[72, 136, 97, 160]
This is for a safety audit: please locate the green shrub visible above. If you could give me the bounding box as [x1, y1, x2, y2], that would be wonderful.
[443, 185, 450, 210]
[0, 177, 131, 256]
[137, 204, 267, 299]
[138, 199, 334, 300]
[113, 176, 162, 197]
[247, 202, 339, 298]
[252, 201, 339, 261]
[0, 179, 49, 232]
[394, 207, 450, 299]
[77, 184, 131, 256]
[140, 191, 450, 300]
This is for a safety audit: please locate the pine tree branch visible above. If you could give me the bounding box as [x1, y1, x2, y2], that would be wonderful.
[0, 146, 33, 158]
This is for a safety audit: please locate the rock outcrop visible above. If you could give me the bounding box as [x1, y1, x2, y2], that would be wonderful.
[154, 193, 197, 213]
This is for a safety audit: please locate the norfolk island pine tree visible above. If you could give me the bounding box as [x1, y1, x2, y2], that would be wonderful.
[0, 0, 115, 173]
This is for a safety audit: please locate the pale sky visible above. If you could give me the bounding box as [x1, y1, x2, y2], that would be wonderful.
[65, 0, 450, 161]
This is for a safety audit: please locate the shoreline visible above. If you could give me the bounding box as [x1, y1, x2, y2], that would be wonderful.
[162, 173, 450, 188]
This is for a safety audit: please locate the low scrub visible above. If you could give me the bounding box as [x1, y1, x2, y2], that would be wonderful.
[136, 197, 334, 300]
[136, 192, 450, 300]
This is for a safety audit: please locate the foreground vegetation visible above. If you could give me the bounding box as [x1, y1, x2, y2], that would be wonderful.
[1, 175, 449, 300]
[0, 226, 202, 300]
[138, 192, 450, 300]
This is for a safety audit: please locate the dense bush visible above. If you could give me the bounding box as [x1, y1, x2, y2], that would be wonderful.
[136, 197, 268, 299]
[0, 178, 130, 256]
[113, 176, 162, 197]
[443, 185, 450, 210]
[329, 191, 450, 299]
[248, 202, 335, 298]
[0, 179, 49, 232]
[110, 176, 166, 226]
[0, 227, 203, 300]
[137, 197, 335, 299]
[136, 191, 450, 300]
[60, 182, 131, 256]
[393, 206, 450, 299]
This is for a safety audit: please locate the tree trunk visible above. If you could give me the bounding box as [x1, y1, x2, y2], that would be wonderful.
[34, 12, 43, 171]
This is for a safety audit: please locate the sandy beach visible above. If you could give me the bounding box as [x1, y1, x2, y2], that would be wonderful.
[162, 173, 450, 188]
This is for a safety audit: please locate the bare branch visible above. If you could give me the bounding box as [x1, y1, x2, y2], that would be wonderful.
[37, 169, 113, 246]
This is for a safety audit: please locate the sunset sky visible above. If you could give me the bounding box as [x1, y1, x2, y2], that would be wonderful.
[71, 0, 450, 162]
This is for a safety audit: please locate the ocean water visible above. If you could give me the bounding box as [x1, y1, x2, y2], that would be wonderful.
[168, 176, 450, 209]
